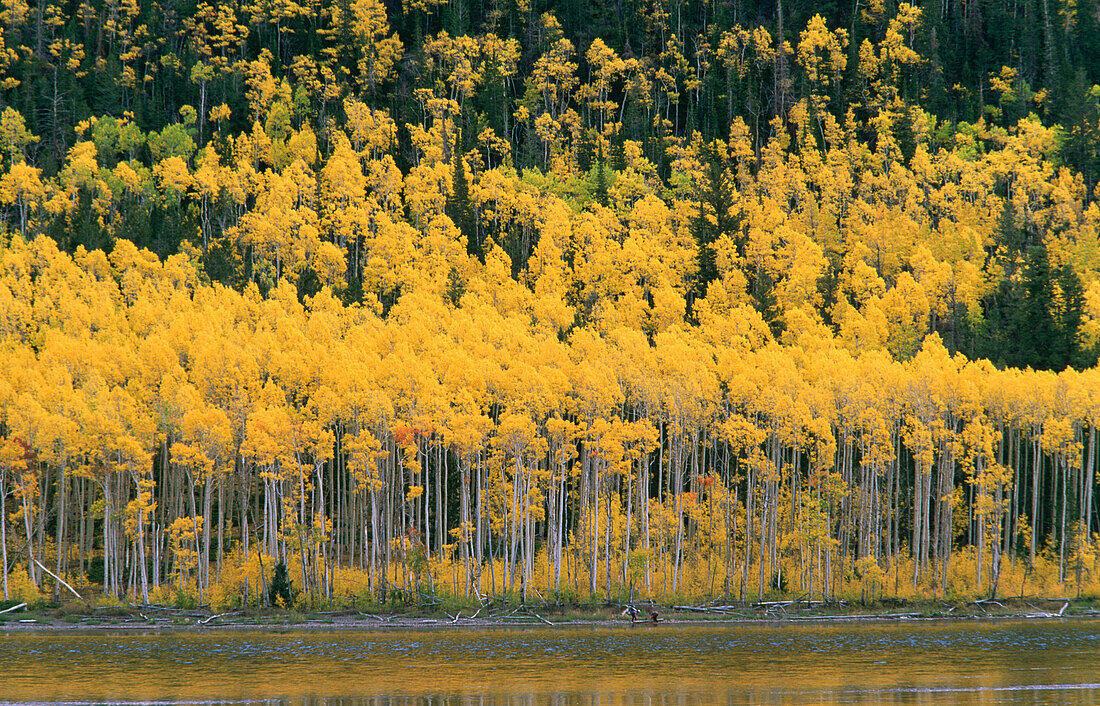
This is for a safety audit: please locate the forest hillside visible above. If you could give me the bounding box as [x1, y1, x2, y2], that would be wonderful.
[1, 0, 1100, 607]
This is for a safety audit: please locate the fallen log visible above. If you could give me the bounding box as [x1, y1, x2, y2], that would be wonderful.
[34, 560, 85, 604]
[525, 609, 552, 625]
[198, 611, 241, 625]
[0, 602, 28, 614]
[783, 613, 924, 621]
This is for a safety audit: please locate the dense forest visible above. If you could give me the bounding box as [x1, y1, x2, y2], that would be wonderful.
[1, 0, 1100, 607]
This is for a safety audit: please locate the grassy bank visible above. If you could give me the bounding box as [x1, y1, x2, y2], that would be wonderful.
[3, 596, 1099, 630]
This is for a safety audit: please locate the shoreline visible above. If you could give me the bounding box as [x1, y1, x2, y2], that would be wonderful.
[3, 597, 1098, 632]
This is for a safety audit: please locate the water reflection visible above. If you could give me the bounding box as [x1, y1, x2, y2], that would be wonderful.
[1, 621, 1098, 704]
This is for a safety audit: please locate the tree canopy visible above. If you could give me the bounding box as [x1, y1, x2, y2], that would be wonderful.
[1, 0, 1100, 607]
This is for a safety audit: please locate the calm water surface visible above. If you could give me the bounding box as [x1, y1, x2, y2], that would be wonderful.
[2, 620, 1098, 704]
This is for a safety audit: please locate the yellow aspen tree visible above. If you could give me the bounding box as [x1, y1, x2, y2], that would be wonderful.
[583, 38, 625, 134]
[0, 162, 45, 235]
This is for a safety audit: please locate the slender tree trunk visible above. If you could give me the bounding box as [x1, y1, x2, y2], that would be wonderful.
[1031, 435, 1041, 565]
[590, 454, 599, 596]
[1, 470, 8, 600]
[203, 475, 213, 591]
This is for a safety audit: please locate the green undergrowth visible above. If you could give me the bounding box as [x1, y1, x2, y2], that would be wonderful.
[3, 595, 1099, 627]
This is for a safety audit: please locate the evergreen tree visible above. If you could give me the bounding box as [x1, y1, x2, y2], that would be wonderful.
[691, 142, 738, 302]
[1057, 264, 1093, 369]
[447, 129, 481, 263]
[1020, 246, 1058, 369]
[979, 246, 1090, 372]
[269, 562, 295, 608]
[593, 159, 609, 207]
[752, 266, 783, 337]
[577, 129, 596, 172]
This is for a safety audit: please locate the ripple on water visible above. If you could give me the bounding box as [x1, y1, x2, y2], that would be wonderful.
[1, 620, 1099, 704]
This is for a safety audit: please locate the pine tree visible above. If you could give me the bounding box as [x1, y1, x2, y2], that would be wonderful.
[447, 129, 481, 262]
[269, 561, 295, 607]
[1057, 264, 1092, 370]
[1020, 246, 1057, 370]
[691, 142, 738, 302]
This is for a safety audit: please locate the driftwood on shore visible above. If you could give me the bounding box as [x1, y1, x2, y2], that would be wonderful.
[783, 612, 925, 620]
[490, 606, 553, 625]
[444, 608, 483, 623]
[356, 612, 389, 622]
[198, 611, 242, 625]
[4, 588, 1095, 630]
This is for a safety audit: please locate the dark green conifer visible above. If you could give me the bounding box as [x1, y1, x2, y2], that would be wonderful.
[447, 129, 482, 263]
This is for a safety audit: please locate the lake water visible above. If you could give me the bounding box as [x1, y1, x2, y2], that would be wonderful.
[2, 620, 1098, 704]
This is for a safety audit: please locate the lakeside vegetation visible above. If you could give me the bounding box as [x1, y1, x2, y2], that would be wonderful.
[2, 594, 1097, 628]
[1, 0, 1100, 610]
